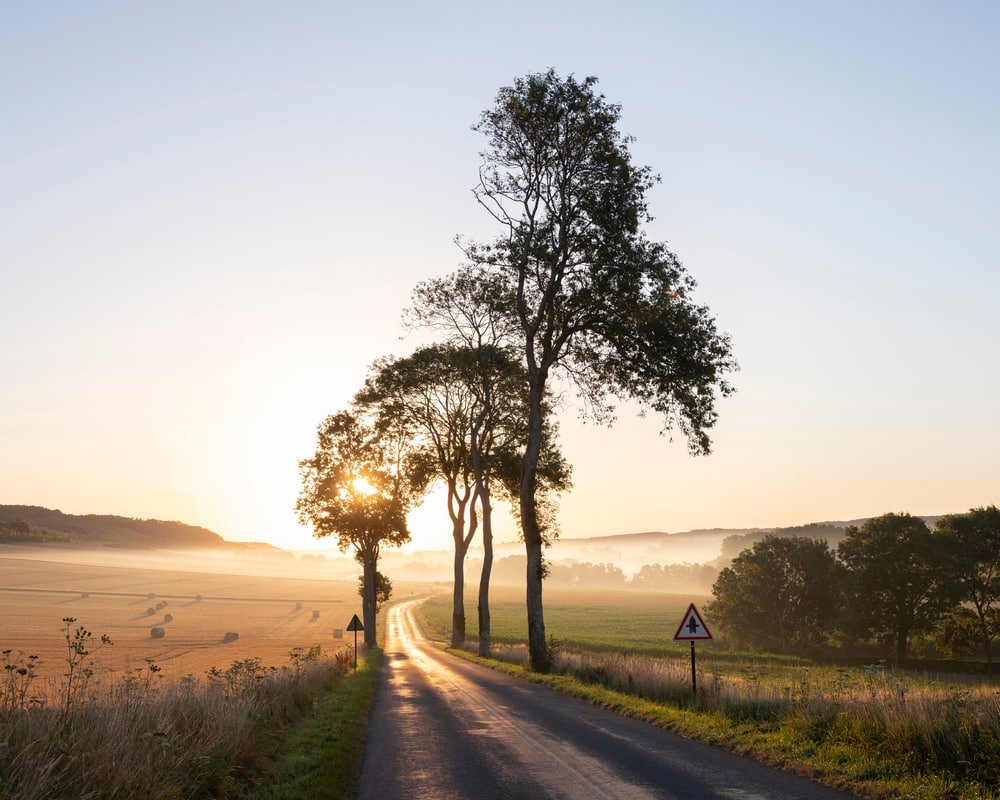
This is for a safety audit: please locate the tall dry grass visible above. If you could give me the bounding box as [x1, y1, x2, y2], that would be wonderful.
[468, 642, 1000, 789]
[0, 624, 351, 799]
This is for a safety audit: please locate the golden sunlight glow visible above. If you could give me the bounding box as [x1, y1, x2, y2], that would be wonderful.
[352, 476, 378, 496]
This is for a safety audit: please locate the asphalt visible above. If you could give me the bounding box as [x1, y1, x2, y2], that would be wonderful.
[354, 599, 861, 800]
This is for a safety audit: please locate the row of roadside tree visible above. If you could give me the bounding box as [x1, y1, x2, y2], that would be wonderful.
[706, 508, 1000, 670]
[295, 69, 737, 670]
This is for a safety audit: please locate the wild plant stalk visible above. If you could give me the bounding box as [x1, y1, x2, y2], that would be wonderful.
[0, 624, 351, 800]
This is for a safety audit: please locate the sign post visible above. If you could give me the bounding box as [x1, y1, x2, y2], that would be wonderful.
[673, 603, 712, 700]
[346, 613, 364, 669]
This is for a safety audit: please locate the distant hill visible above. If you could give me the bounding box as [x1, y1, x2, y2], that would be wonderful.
[0, 505, 272, 550]
[541, 516, 948, 573]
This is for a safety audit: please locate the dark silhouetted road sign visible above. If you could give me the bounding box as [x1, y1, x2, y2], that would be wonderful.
[346, 613, 364, 668]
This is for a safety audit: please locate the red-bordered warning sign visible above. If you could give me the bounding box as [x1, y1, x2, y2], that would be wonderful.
[673, 603, 712, 640]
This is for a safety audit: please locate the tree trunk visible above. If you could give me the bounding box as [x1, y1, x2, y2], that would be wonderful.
[452, 527, 466, 647]
[894, 624, 909, 666]
[521, 378, 549, 671]
[477, 479, 493, 657]
[362, 553, 377, 648]
[975, 602, 993, 675]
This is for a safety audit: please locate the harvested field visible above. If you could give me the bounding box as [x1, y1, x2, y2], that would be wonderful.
[0, 549, 425, 679]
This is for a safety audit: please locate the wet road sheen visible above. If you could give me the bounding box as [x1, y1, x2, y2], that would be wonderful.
[355, 600, 859, 800]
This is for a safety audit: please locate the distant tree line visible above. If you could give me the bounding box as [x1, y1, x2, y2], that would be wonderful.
[705, 508, 1000, 671]
[0, 506, 226, 548]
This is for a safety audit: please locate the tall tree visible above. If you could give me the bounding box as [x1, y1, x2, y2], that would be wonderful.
[359, 345, 481, 647]
[935, 506, 1000, 672]
[468, 70, 736, 670]
[706, 536, 844, 653]
[838, 512, 953, 664]
[296, 408, 427, 647]
[407, 269, 570, 656]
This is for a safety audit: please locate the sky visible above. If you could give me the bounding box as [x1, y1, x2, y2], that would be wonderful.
[2, 1, 997, 553]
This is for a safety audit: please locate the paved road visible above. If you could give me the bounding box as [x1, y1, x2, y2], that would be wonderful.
[355, 600, 860, 800]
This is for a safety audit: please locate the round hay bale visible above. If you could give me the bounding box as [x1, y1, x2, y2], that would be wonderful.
[223, 631, 239, 642]
[294, 601, 303, 611]
[150, 627, 165, 639]
[163, 613, 173, 623]
[333, 628, 343, 639]
[146, 607, 156, 616]
[80, 592, 89, 599]
[155, 601, 166, 610]
[195, 594, 203, 602]
[311, 609, 320, 620]
[147, 592, 156, 599]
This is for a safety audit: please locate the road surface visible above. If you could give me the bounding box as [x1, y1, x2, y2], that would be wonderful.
[355, 599, 859, 800]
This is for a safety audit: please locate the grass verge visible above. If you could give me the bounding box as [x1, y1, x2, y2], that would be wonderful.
[416, 603, 999, 800]
[249, 647, 381, 800]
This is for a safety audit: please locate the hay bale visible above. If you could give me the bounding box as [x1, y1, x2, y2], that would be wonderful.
[80, 592, 89, 599]
[311, 609, 320, 620]
[163, 613, 173, 623]
[150, 627, 165, 639]
[223, 631, 239, 642]
[155, 601, 166, 610]
[147, 592, 156, 599]
[333, 628, 343, 639]
[294, 601, 303, 611]
[195, 594, 203, 602]
[146, 607, 156, 616]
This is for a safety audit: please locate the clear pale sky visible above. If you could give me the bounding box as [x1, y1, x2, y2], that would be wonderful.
[2, 2, 997, 553]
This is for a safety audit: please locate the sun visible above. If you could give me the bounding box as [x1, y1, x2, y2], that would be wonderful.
[351, 476, 378, 496]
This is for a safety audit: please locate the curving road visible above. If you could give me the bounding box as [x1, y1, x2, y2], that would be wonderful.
[355, 599, 860, 800]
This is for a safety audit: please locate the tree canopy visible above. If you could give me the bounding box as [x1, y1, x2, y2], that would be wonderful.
[296, 408, 428, 646]
[838, 512, 955, 664]
[465, 69, 736, 669]
[935, 505, 1000, 671]
[707, 535, 844, 653]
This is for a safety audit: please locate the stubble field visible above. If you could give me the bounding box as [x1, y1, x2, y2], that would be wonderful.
[0, 548, 408, 682]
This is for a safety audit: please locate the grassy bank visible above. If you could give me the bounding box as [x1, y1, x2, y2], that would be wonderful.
[418, 595, 1000, 800]
[250, 647, 380, 800]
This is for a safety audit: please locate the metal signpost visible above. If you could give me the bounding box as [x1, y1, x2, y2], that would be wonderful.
[346, 613, 364, 669]
[673, 603, 712, 699]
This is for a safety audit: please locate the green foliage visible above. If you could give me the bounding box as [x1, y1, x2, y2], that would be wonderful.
[297, 407, 428, 645]
[934, 608, 982, 659]
[935, 506, 1000, 669]
[470, 69, 736, 449]
[838, 513, 956, 663]
[358, 571, 392, 614]
[464, 69, 736, 670]
[296, 409, 419, 556]
[706, 536, 844, 653]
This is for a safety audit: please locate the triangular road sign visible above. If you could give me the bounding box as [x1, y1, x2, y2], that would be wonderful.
[673, 603, 712, 640]
[346, 613, 364, 632]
